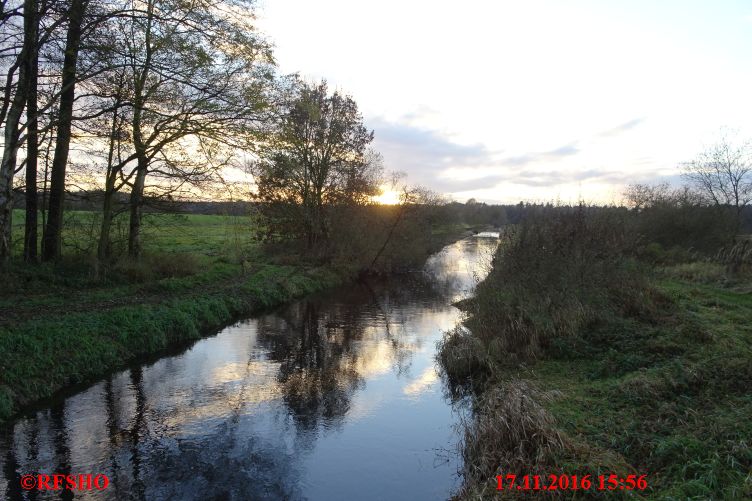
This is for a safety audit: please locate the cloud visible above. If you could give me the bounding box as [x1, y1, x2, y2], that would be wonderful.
[371, 116, 585, 191]
[368, 116, 658, 197]
[369, 116, 495, 182]
[510, 168, 635, 187]
[502, 143, 580, 167]
[545, 143, 580, 157]
[598, 117, 646, 137]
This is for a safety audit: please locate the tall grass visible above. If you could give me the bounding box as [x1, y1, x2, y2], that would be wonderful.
[438, 203, 752, 499]
[457, 205, 654, 360]
[453, 380, 566, 500]
[438, 205, 658, 499]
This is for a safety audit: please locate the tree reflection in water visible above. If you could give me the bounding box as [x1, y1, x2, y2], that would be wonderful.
[0, 238, 499, 501]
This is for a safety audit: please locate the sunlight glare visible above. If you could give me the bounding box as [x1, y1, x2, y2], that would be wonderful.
[373, 188, 401, 205]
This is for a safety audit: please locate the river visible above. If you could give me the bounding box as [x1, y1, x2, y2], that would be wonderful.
[0, 237, 497, 500]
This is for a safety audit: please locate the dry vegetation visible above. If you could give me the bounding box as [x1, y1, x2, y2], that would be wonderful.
[439, 201, 752, 499]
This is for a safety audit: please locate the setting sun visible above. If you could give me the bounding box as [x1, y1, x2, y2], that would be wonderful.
[372, 188, 401, 205]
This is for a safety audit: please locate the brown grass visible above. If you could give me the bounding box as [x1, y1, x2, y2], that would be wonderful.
[436, 326, 492, 388]
[463, 205, 653, 359]
[453, 380, 567, 500]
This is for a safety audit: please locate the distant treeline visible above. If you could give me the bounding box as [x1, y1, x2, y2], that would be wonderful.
[11, 191, 252, 216]
[11, 190, 752, 232]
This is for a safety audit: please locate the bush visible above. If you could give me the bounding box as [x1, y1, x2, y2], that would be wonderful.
[436, 326, 492, 387]
[113, 252, 201, 282]
[625, 183, 736, 254]
[464, 205, 653, 358]
[452, 380, 566, 500]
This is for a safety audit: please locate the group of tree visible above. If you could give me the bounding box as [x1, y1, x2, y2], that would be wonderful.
[248, 78, 455, 272]
[0, 0, 275, 266]
[0, 0, 444, 274]
[1, 0, 750, 274]
[624, 131, 752, 256]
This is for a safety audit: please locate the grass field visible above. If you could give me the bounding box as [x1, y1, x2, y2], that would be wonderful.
[521, 274, 752, 499]
[0, 209, 472, 424]
[437, 207, 752, 499]
[9, 209, 257, 257]
[443, 264, 752, 499]
[0, 210, 338, 423]
[3, 210, 264, 320]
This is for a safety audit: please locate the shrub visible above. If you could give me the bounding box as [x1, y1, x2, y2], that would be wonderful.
[464, 205, 653, 358]
[113, 252, 201, 282]
[625, 183, 736, 254]
[453, 380, 566, 500]
[436, 326, 492, 387]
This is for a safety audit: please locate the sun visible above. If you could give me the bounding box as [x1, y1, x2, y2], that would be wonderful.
[372, 188, 401, 205]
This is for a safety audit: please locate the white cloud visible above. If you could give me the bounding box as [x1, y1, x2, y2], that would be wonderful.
[257, 0, 752, 203]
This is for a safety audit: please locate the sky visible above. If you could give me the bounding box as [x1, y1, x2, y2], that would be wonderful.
[255, 0, 752, 204]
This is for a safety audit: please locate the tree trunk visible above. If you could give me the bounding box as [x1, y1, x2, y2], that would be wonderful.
[42, 0, 87, 261]
[125, 0, 153, 260]
[0, 0, 36, 263]
[98, 102, 122, 265]
[127, 162, 147, 258]
[98, 177, 115, 264]
[23, 0, 39, 262]
[0, 84, 25, 263]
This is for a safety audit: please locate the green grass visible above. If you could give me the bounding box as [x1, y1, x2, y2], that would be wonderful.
[439, 211, 752, 499]
[455, 276, 752, 499]
[0, 259, 344, 423]
[10, 209, 257, 257]
[0, 210, 350, 423]
[1, 210, 471, 424]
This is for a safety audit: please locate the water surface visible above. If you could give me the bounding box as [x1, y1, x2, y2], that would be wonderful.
[0, 238, 497, 500]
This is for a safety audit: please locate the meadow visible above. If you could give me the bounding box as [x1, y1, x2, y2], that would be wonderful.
[0, 208, 473, 424]
[439, 207, 752, 499]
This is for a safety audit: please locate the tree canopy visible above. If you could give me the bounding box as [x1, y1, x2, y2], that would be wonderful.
[251, 79, 381, 248]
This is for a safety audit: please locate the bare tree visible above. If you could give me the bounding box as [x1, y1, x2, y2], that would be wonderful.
[682, 130, 752, 234]
[40, 0, 89, 261]
[251, 79, 378, 249]
[0, 0, 37, 262]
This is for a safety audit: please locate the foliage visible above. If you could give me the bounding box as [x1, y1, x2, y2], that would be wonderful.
[0, 0, 274, 263]
[251, 79, 380, 249]
[625, 182, 736, 254]
[438, 204, 752, 500]
[461, 205, 652, 359]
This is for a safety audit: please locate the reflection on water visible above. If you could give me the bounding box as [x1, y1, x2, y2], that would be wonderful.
[0, 238, 497, 500]
[474, 231, 500, 238]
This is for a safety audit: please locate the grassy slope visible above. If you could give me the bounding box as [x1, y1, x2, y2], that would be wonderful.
[0, 212, 344, 423]
[1, 210, 471, 424]
[498, 275, 752, 499]
[0, 261, 344, 424]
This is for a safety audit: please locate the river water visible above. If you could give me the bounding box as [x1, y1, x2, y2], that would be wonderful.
[0, 237, 497, 500]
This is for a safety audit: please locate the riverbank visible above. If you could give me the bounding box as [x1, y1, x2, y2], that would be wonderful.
[438, 210, 752, 499]
[0, 212, 475, 425]
[0, 231, 497, 501]
[0, 261, 347, 424]
[450, 275, 751, 499]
